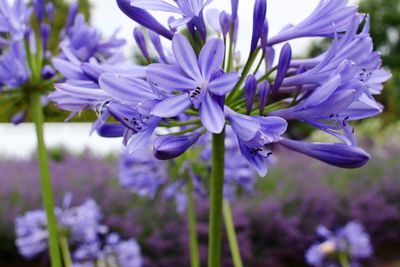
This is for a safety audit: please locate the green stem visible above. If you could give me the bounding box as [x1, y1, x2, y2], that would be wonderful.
[185, 173, 200, 267]
[208, 130, 226, 267]
[227, 48, 261, 104]
[338, 253, 351, 267]
[59, 234, 72, 267]
[30, 92, 63, 267]
[223, 200, 243, 267]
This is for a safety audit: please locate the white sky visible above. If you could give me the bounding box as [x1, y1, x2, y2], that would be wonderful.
[90, 0, 358, 57]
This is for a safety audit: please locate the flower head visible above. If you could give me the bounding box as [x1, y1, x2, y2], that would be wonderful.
[149, 34, 239, 133]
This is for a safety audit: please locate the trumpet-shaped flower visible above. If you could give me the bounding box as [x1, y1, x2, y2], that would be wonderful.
[268, 0, 358, 45]
[148, 34, 239, 133]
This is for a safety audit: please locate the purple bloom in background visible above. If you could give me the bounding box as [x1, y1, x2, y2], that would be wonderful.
[101, 233, 142, 267]
[60, 13, 126, 62]
[119, 150, 167, 198]
[306, 221, 372, 267]
[148, 34, 239, 133]
[15, 210, 48, 259]
[15, 195, 107, 260]
[0, 43, 30, 89]
[0, 0, 32, 43]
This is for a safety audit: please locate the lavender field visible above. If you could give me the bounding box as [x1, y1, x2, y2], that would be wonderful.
[1, 122, 399, 267]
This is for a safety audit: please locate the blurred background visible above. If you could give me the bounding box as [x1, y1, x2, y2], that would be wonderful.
[0, 0, 399, 266]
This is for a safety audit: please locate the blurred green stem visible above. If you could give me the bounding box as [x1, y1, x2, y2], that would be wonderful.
[59, 234, 72, 267]
[208, 130, 226, 267]
[223, 200, 243, 267]
[338, 253, 351, 267]
[30, 92, 62, 267]
[185, 173, 200, 267]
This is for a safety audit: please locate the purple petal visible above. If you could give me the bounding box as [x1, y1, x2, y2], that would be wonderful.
[97, 124, 125, 138]
[130, 0, 183, 14]
[172, 34, 202, 80]
[52, 58, 86, 80]
[127, 127, 155, 153]
[225, 107, 259, 141]
[151, 94, 192, 118]
[208, 73, 239, 96]
[99, 73, 156, 103]
[200, 93, 225, 133]
[198, 38, 224, 80]
[147, 63, 198, 91]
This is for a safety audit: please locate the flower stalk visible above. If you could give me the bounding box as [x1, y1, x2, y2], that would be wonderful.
[30, 92, 62, 267]
[59, 234, 73, 267]
[223, 200, 243, 267]
[185, 173, 200, 267]
[208, 130, 226, 267]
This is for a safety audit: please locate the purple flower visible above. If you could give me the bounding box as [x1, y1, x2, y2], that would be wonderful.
[0, 0, 32, 43]
[149, 34, 239, 133]
[278, 138, 370, 169]
[119, 150, 167, 198]
[306, 221, 372, 267]
[271, 65, 382, 144]
[60, 13, 126, 62]
[0, 42, 30, 89]
[102, 234, 142, 267]
[226, 107, 287, 176]
[268, 0, 358, 45]
[15, 196, 107, 260]
[131, 0, 212, 29]
[15, 210, 48, 258]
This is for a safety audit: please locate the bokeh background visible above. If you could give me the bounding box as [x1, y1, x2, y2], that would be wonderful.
[0, 0, 399, 266]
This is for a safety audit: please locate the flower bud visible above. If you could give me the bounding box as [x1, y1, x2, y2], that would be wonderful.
[245, 75, 257, 114]
[117, 0, 173, 40]
[12, 111, 27, 125]
[250, 0, 267, 52]
[97, 124, 125, 138]
[278, 139, 370, 168]
[154, 134, 199, 160]
[41, 65, 55, 80]
[271, 43, 292, 93]
[219, 11, 232, 37]
[258, 80, 270, 115]
[133, 28, 151, 62]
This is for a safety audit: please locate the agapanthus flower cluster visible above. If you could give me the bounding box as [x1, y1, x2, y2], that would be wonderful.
[306, 221, 373, 267]
[51, 0, 390, 176]
[15, 194, 142, 267]
[0, 0, 125, 124]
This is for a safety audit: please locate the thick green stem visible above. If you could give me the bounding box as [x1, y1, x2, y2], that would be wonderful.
[30, 92, 63, 267]
[59, 234, 72, 267]
[223, 200, 243, 267]
[208, 130, 226, 267]
[338, 253, 351, 267]
[185, 174, 200, 267]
